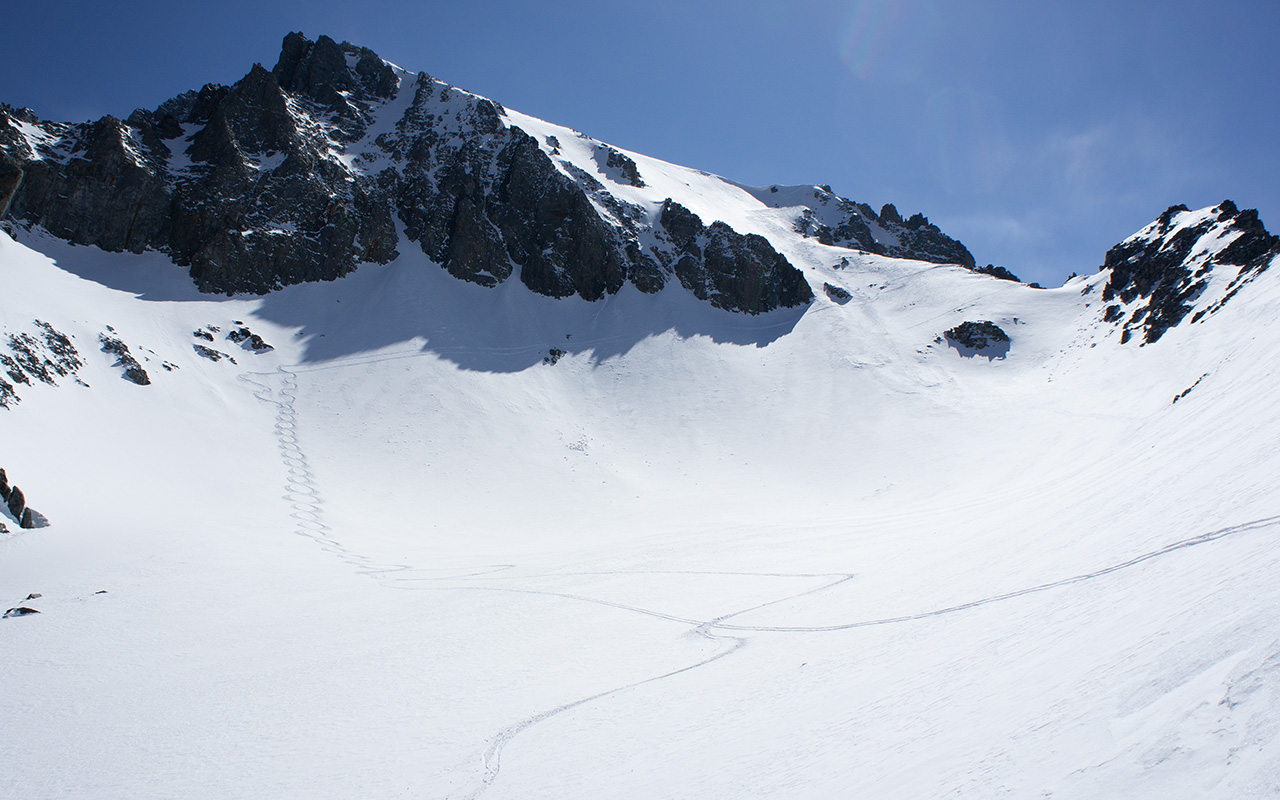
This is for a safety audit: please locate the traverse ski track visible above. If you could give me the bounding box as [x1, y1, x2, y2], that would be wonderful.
[241, 358, 1280, 797]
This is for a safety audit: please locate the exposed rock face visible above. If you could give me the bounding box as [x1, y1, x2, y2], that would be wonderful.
[971, 264, 1020, 282]
[194, 344, 231, 362]
[823, 282, 852, 304]
[0, 320, 84, 408]
[227, 326, 274, 352]
[944, 321, 1010, 351]
[0, 33, 812, 314]
[99, 333, 150, 385]
[659, 200, 813, 313]
[598, 147, 645, 188]
[1100, 201, 1280, 344]
[749, 185, 976, 268]
[7, 484, 24, 521]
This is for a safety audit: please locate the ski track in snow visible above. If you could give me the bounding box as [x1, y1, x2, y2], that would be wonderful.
[242, 360, 1280, 798]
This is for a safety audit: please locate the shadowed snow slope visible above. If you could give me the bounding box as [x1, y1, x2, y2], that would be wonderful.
[2, 202, 1280, 800]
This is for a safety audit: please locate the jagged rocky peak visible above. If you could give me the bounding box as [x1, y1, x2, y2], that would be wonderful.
[1099, 201, 1280, 344]
[744, 183, 976, 269]
[273, 32, 398, 110]
[0, 33, 815, 314]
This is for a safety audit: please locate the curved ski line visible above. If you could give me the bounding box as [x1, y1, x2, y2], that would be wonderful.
[460, 628, 744, 800]
[456, 571, 856, 798]
[243, 364, 1280, 796]
[713, 515, 1280, 632]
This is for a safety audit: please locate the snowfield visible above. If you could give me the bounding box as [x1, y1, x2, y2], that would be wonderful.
[2, 192, 1280, 799]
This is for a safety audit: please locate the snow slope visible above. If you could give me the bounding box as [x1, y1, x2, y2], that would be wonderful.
[3, 189, 1280, 800]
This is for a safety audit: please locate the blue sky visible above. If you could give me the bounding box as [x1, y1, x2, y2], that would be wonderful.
[4, 0, 1277, 286]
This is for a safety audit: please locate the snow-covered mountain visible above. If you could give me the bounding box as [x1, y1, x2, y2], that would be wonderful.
[3, 32, 1280, 800]
[0, 33, 978, 310]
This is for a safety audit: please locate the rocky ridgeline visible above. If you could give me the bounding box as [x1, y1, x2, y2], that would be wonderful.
[750, 185, 977, 270]
[0, 33, 818, 313]
[1099, 201, 1280, 344]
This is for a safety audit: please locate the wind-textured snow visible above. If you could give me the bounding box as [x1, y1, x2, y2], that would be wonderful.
[2, 111, 1280, 800]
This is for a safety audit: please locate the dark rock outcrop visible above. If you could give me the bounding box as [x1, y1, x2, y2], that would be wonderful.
[944, 321, 1010, 352]
[99, 333, 150, 385]
[823, 282, 852, 304]
[0, 467, 8, 501]
[7, 484, 24, 521]
[0, 321, 83, 401]
[227, 326, 273, 352]
[755, 186, 975, 268]
[1101, 201, 1280, 344]
[971, 264, 1020, 282]
[598, 147, 645, 187]
[0, 148, 22, 218]
[2, 606, 40, 618]
[193, 344, 231, 362]
[659, 200, 813, 314]
[543, 348, 567, 365]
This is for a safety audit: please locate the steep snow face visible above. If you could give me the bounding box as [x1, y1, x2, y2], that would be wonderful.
[3, 194, 1280, 799]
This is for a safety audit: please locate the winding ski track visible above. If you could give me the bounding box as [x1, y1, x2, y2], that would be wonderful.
[243, 360, 1280, 798]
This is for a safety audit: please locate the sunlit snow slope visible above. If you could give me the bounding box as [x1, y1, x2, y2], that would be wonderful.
[3, 181, 1280, 800]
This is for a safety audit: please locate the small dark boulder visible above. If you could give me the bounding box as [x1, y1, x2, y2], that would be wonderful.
[823, 283, 852, 304]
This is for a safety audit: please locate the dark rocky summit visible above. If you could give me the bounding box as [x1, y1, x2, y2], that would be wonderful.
[0, 33, 813, 314]
[1100, 201, 1280, 344]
